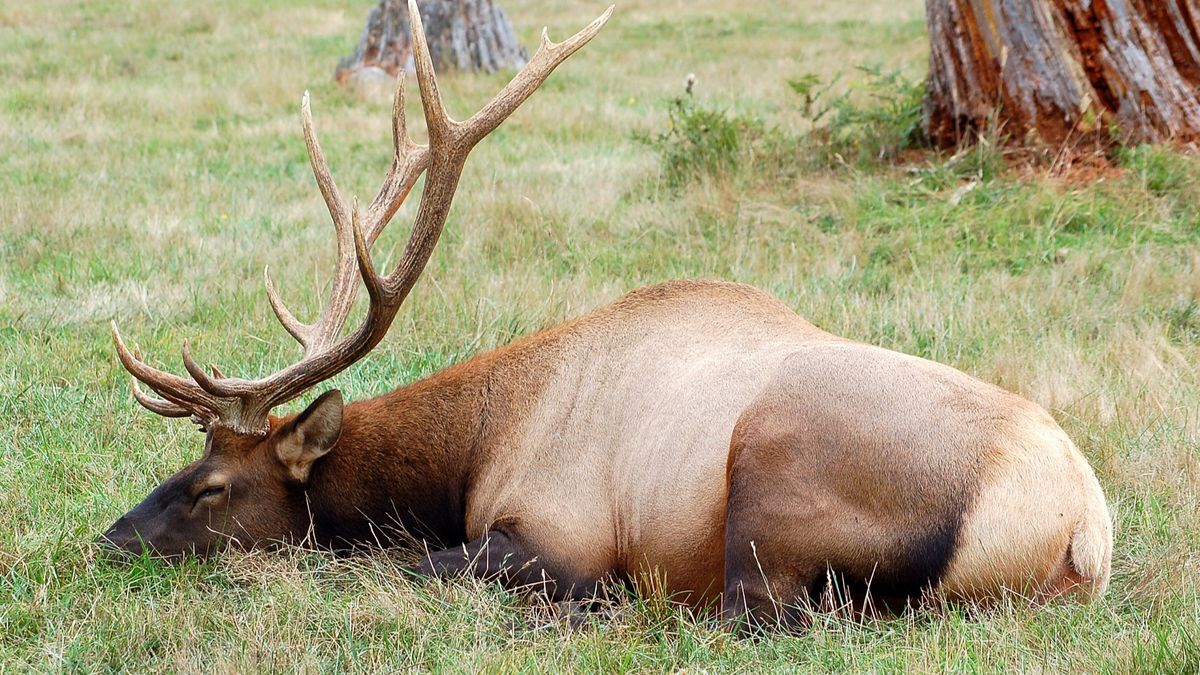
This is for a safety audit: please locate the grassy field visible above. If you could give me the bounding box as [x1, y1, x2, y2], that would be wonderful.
[2, 0, 1198, 671]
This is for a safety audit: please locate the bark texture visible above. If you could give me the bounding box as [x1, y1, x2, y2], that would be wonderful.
[925, 0, 1200, 147]
[337, 0, 526, 81]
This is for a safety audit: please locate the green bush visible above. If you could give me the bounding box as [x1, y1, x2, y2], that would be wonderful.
[790, 65, 928, 165]
[638, 85, 760, 188]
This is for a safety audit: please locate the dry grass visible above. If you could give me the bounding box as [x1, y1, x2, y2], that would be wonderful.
[2, 0, 1199, 671]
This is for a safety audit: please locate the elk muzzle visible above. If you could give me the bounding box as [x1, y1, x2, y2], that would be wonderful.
[96, 473, 229, 560]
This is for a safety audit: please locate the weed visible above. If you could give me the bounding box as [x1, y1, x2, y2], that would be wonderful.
[638, 79, 761, 187]
[791, 65, 928, 165]
[641, 65, 929, 187]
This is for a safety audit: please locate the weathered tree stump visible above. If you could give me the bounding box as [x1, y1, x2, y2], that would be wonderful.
[336, 0, 527, 83]
[925, 0, 1200, 148]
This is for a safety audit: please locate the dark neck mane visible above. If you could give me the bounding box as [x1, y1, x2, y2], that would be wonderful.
[296, 359, 491, 551]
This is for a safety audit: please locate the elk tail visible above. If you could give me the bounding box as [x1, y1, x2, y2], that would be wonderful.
[1066, 477, 1112, 601]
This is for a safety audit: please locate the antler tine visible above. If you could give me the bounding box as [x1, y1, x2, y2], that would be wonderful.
[302, 91, 352, 235]
[264, 265, 309, 348]
[456, 5, 614, 147]
[350, 197, 389, 308]
[111, 322, 220, 417]
[408, 0, 454, 144]
[363, 62, 432, 243]
[298, 91, 363, 355]
[130, 378, 193, 418]
[181, 340, 231, 397]
[390, 72, 417, 157]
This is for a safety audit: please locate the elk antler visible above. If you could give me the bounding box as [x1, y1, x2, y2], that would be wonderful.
[112, 0, 613, 435]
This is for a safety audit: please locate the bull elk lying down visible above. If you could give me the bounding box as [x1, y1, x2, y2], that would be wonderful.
[100, 1, 1112, 627]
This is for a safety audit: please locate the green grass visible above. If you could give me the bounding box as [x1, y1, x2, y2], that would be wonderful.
[2, 0, 1199, 671]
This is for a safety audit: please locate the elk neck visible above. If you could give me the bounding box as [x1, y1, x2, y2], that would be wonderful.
[294, 355, 495, 552]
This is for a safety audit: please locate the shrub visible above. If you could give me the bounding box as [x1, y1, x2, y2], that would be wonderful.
[641, 67, 931, 187]
[790, 66, 928, 165]
[638, 81, 760, 188]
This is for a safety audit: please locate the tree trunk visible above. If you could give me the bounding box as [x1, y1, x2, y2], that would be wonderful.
[925, 0, 1200, 148]
[336, 0, 527, 82]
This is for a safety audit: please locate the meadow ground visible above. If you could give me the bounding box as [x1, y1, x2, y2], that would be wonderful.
[1, 0, 1198, 671]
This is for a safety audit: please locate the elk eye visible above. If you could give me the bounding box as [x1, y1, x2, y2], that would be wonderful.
[196, 485, 227, 502]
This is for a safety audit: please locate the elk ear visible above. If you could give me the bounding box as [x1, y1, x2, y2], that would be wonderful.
[275, 390, 343, 483]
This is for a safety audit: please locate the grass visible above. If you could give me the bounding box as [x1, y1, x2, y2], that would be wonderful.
[1, 0, 1198, 671]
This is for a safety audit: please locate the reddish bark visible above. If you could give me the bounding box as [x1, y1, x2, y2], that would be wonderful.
[925, 0, 1200, 147]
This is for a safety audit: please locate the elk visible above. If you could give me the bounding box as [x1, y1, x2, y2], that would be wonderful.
[100, 1, 1112, 627]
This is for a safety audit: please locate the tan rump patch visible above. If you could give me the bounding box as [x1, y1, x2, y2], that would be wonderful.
[941, 414, 1091, 601]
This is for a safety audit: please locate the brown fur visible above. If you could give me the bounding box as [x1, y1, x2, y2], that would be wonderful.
[102, 280, 1112, 622]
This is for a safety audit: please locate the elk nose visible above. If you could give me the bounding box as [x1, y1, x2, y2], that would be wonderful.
[96, 517, 141, 560]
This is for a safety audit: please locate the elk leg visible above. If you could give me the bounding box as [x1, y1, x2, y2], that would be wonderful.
[721, 537, 821, 632]
[721, 410, 834, 631]
[414, 529, 602, 602]
[722, 451, 826, 631]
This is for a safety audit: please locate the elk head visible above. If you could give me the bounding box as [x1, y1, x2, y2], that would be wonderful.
[100, 0, 612, 558]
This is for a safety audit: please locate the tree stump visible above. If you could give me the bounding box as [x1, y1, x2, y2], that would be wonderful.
[925, 0, 1200, 148]
[336, 0, 527, 83]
